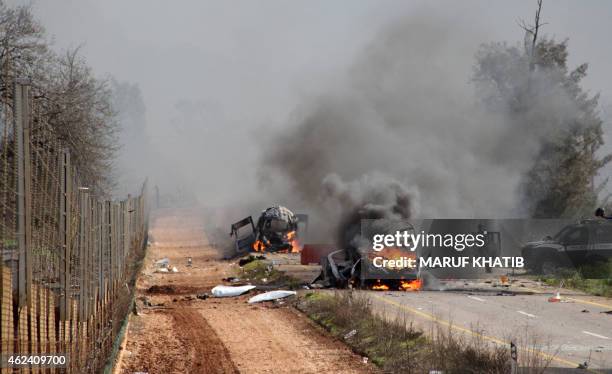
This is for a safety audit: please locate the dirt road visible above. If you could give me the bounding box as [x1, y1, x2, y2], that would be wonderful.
[116, 208, 375, 374]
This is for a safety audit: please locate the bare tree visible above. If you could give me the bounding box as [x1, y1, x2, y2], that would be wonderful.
[42, 48, 119, 194]
[518, 0, 547, 70]
[0, 1, 120, 194]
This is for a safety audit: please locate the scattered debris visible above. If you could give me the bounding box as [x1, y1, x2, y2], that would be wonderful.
[212, 284, 256, 297]
[171, 266, 179, 273]
[155, 267, 169, 273]
[187, 257, 192, 267]
[196, 293, 209, 300]
[155, 257, 170, 267]
[248, 290, 296, 304]
[222, 276, 239, 282]
[362, 357, 368, 364]
[344, 329, 357, 340]
[548, 292, 562, 302]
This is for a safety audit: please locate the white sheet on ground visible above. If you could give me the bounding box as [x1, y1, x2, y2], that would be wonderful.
[155, 258, 169, 267]
[211, 285, 256, 297]
[247, 290, 296, 304]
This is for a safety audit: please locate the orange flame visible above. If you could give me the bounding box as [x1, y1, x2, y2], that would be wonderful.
[252, 240, 266, 252]
[287, 231, 301, 253]
[251, 231, 302, 253]
[372, 280, 390, 291]
[370, 279, 421, 291]
[399, 279, 422, 291]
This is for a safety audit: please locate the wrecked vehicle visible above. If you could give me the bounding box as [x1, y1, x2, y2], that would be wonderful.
[522, 219, 612, 275]
[317, 220, 421, 290]
[230, 205, 308, 254]
[316, 219, 502, 290]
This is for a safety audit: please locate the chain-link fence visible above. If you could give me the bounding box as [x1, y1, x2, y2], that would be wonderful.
[1, 82, 148, 373]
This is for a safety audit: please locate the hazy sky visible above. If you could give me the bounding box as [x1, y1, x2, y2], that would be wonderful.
[12, 0, 612, 203]
[24, 1, 612, 107]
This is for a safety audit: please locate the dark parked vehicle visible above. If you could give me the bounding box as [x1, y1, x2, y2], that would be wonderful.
[521, 220, 612, 274]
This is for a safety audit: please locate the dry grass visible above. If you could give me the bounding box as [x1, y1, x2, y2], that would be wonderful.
[298, 291, 512, 373]
[539, 260, 612, 298]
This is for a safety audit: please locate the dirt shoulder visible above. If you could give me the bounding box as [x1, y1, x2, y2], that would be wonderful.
[116, 208, 375, 374]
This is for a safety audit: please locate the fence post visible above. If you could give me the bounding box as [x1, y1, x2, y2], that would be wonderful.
[15, 81, 32, 309]
[107, 201, 113, 285]
[99, 201, 105, 302]
[123, 198, 129, 278]
[59, 149, 71, 323]
[79, 189, 89, 322]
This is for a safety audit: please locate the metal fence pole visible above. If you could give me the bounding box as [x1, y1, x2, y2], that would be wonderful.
[15, 82, 32, 309]
[79, 189, 89, 322]
[59, 149, 71, 323]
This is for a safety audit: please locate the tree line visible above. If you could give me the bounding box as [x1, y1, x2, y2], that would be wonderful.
[0, 1, 117, 195]
[473, 0, 610, 218]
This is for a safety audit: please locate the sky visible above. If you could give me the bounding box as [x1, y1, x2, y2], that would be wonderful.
[11, 0, 612, 206]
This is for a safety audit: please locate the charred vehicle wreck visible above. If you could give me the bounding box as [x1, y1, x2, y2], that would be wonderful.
[316, 219, 422, 290]
[230, 205, 308, 254]
[316, 219, 502, 290]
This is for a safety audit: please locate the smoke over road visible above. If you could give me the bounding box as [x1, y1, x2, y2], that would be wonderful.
[259, 10, 579, 243]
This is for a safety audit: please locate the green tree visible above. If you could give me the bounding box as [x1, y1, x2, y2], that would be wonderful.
[473, 2, 610, 218]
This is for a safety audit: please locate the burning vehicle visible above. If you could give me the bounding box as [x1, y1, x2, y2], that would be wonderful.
[230, 205, 308, 254]
[316, 219, 502, 290]
[316, 220, 422, 291]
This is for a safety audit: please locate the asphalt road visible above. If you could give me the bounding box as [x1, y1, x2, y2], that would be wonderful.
[363, 282, 612, 371]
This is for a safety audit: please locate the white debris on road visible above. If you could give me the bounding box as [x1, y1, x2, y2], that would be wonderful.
[248, 290, 296, 304]
[212, 285, 256, 297]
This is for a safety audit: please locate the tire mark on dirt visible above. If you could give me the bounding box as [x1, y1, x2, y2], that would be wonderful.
[171, 307, 239, 374]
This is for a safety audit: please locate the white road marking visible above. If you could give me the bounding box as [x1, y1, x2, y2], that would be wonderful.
[517, 310, 536, 318]
[582, 331, 610, 340]
[467, 295, 485, 302]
